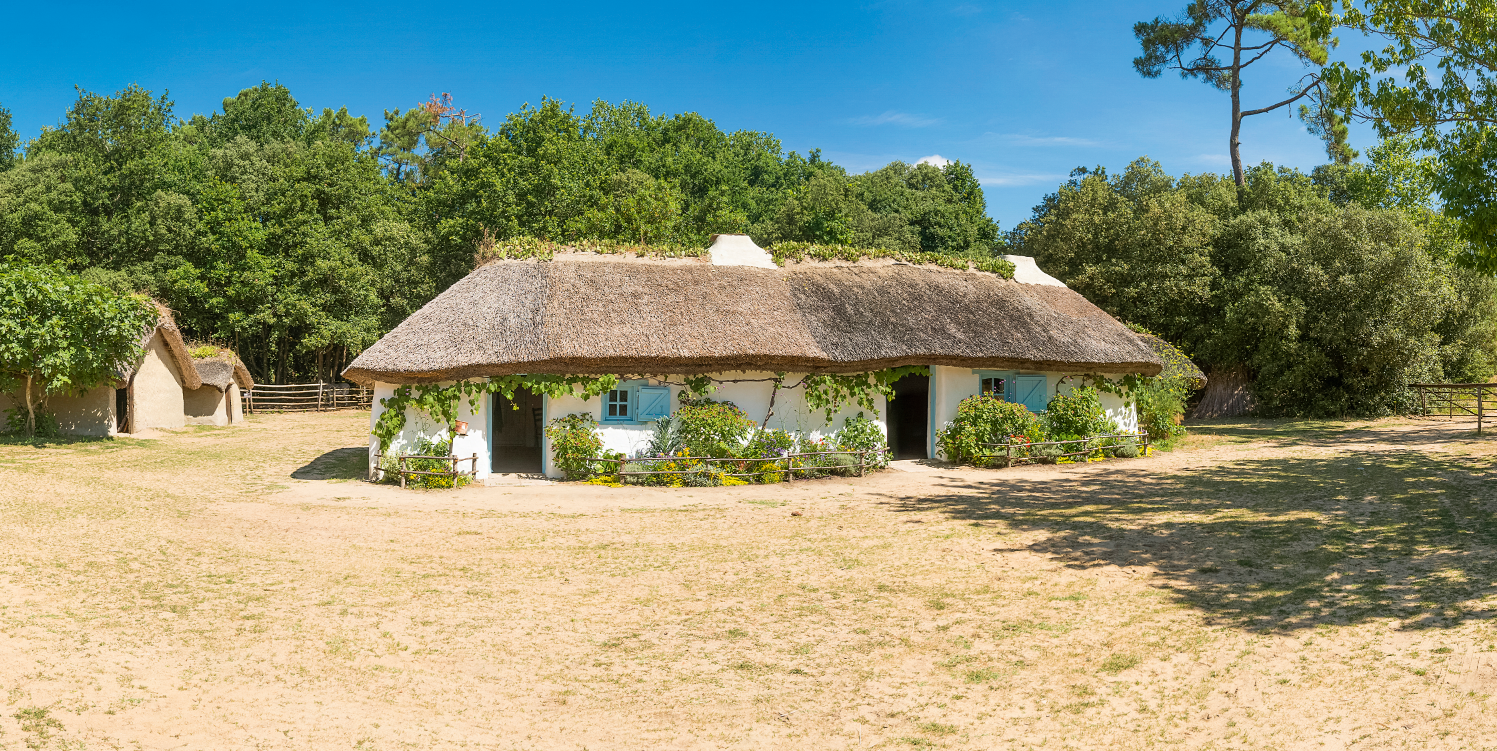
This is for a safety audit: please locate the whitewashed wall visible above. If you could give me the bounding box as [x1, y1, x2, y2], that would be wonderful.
[541, 371, 888, 478]
[369, 381, 492, 480]
[929, 365, 1139, 460]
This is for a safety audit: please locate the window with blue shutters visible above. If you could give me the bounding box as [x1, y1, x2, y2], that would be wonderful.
[1014, 375, 1048, 413]
[603, 388, 632, 422]
[974, 370, 1050, 414]
[636, 386, 671, 421]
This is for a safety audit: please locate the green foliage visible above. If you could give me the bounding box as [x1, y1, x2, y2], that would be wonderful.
[768, 242, 1015, 277]
[834, 412, 890, 469]
[935, 396, 1044, 466]
[544, 413, 605, 481]
[672, 395, 755, 458]
[1134, 377, 1190, 441]
[799, 366, 931, 423]
[1014, 157, 1497, 417]
[1045, 386, 1117, 440]
[0, 102, 16, 171]
[0, 265, 158, 436]
[1, 86, 1009, 384]
[371, 374, 618, 452]
[380, 436, 469, 489]
[1316, 0, 1497, 268]
[1134, 1, 1340, 181]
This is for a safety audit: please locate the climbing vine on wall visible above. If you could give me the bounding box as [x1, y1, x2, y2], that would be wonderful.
[371, 375, 620, 452]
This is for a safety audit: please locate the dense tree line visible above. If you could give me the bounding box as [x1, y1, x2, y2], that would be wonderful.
[0, 84, 1003, 383]
[1011, 140, 1497, 417]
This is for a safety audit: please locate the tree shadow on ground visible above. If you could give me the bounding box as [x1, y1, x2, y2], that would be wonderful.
[292, 448, 368, 480]
[873, 445, 1497, 633]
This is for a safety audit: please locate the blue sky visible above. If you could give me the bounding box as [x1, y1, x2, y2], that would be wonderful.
[2, 1, 1379, 230]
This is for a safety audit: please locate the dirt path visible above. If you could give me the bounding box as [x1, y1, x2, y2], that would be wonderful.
[2, 413, 1496, 749]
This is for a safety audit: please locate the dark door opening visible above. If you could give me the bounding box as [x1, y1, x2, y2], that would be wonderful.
[888, 374, 929, 460]
[115, 388, 129, 434]
[491, 387, 544, 474]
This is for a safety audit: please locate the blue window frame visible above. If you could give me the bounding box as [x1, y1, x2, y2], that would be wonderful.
[974, 370, 1049, 414]
[604, 388, 632, 421]
[601, 382, 672, 424]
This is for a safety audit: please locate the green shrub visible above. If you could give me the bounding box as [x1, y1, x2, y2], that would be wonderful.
[545, 413, 605, 480]
[743, 428, 795, 483]
[674, 396, 755, 458]
[834, 412, 890, 468]
[381, 437, 470, 489]
[3, 408, 59, 438]
[1044, 386, 1116, 439]
[1135, 376, 1189, 441]
[935, 396, 1044, 465]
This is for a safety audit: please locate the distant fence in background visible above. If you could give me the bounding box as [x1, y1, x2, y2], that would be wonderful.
[1410, 383, 1497, 435]
[243, 382, 373, 413]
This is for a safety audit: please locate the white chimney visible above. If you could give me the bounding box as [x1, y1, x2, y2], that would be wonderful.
[1001, 255, 1068, 287]
[708, 234, 777, 269]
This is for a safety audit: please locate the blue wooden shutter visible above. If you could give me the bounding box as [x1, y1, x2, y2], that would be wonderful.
[636, 386, 671, 421]
[1015, 375, 1048, 413]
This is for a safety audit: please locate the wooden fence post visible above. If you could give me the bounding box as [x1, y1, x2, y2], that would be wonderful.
[1480, 386, 1485, 436]
[858, 450, 866, 477]
[399, 456, 407, 489]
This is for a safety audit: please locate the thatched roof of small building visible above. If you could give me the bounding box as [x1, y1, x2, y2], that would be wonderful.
[1132, 331, 1206, 389]
[192, 354, 255, 392]
[344, 253, 1163, 385]
[120, 304, 201, 390]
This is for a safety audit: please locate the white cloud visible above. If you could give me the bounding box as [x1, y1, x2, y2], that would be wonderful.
[850, 111, 943, 128]
[916, 154, 951, 168]
[979, 173, 1068, 187]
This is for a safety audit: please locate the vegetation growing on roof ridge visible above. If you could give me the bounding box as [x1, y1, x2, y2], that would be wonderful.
[767, 242, 1015, 278]
[474, 234, 1016, 278]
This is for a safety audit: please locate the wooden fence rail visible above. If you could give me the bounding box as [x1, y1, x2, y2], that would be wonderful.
[243, 382, 372, 413]
[1409, 383, 1497, 435]
[587, 448, 890, 482]
[371, 452, 480, 488]
[977, 431, 1150, 468]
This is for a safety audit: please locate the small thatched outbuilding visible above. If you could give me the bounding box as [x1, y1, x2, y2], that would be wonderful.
[185, 351, 255, 426]
[346, 235, 1164, 478]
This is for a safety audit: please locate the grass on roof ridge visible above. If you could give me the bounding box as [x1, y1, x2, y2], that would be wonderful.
[474, 237, 1016, 278]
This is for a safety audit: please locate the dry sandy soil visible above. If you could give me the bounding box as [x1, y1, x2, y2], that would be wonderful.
[2, 412, 1497, 749]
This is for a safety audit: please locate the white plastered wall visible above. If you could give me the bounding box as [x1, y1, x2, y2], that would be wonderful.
[541, 371, 888, 479]
[0, 386, 115, 436]
[368, 382, 491, 481]
[130, 331, 187, 432]
[928, 365, 1138, 460]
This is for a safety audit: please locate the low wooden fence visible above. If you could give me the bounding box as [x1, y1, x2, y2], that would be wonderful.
[1410, 383, 1497, 435]
[588, 449, 889, 482]
[243, 382, 372, 413]
[978, 432, 1149, 468]
[372, 452, 480, 488]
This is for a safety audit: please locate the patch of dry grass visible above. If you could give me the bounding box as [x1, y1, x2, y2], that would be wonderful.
[1, 412, 1496, 748]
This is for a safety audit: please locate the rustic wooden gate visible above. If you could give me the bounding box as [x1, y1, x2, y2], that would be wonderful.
[1409, 383, 1497, 435]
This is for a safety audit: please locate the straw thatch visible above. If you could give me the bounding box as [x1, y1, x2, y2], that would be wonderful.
[193, 356, 255, 392]
[120, 304, 202, 390]
[344, 254, 1163, 385]
[1132, 331, 1206, 389]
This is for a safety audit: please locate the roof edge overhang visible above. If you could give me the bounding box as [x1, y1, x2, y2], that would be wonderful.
[344, 356, 1163, 387]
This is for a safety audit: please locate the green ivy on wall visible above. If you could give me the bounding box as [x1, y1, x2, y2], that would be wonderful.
[371, 375, 620, 452]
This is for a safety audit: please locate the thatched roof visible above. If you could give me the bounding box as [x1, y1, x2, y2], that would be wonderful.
[1132, 331, 1206, 389]
[120, 304, 201, 390]
[344, 253, 1163, 385]
[192, 355, 255, 392]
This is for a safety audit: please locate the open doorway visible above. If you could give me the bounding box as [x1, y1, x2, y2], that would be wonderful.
[887, 374, 929, 460]
[115, 387, 130, 434]
[491, 387, 544, 474]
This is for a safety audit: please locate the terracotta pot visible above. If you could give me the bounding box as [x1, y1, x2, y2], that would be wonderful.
[454, 420, 469, 435]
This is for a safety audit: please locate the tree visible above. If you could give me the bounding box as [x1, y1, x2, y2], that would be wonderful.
[0, 265, 158, 436]
[1134, 1, 1344, 184]
[1313, 0, 1497, 270]
[1012, 157, 1497, 416]
[0, 103, 17, 171]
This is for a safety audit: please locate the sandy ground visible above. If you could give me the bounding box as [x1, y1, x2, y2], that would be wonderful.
[3, 412, 1497, 749]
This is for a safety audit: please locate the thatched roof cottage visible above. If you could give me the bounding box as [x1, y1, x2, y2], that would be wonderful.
[346, 235, 1162, 479]
[0, 305, 202, 436]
